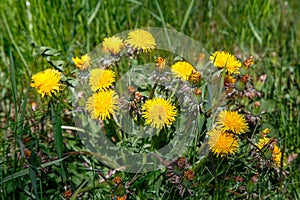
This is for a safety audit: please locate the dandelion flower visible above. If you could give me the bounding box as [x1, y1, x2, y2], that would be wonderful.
[171, 61, 195, 81]
[272, 145, 283, 167]
[72, 54, 91, 70]
[256, 137, 271, 150]
[142, 97, 177, 129]
[207, 129, 239, 157]
[257, 137, 283, 167]
[261, 128, 270, 136]
[210, 51, 241, 75]
[216, 110, 248, 134]
[30, 69, 61, 97]
[102, 36, 124, 55]
[89, 68, 115, 92]
[86, 90, 119, 120]
[126, 29, 156, 52]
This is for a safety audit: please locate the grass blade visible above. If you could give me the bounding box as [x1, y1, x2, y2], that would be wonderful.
[50, 102, 63, 158]
[180, 0, 195, 32]
[0, 156, 71, 184]
[29, 166, 39, 200]
[248, 16, 262, 45]
[9, 46, 17, 123]
[88, 0, 102, 26]
[155, 0, 171, 49]
[2, 12, 29, 78]
[50, 102, 66, 181]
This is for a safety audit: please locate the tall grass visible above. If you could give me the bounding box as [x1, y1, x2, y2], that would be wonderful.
[0, 0, 299, 199]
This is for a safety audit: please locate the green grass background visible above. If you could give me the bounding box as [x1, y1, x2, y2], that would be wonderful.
[0, 0, 299, 199]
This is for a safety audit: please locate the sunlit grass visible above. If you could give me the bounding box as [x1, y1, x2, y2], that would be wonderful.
[0, 0, 299, 199]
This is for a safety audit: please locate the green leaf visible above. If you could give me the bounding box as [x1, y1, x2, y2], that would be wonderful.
[3, 13, 29, 77]
[9, 46, 17, 123]
[0, 156, 70, 184]
[51, 102, 63, 158]
[29, 166, 39, 200]
[39, 46, 61, 57]
[180, 0, 195, 32]
[88, 0, 102, 26]
[50, 102, 66, 181]
[248, 16, 262, 45]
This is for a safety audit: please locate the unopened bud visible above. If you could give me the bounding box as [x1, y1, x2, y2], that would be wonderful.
[189, 71, 201, 84]
[194, 88, 202, 96]
[243, 56, 254, 68]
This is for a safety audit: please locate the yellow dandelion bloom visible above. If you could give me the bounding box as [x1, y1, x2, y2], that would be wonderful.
[126, 29, 156, 52]
[72, 54, 91, 70]
[102, 36, 124, 55]
[257, 137, 283, 167]
[256, 137, 271, 150]
[210, 51, 241, 75]
[261, 128, 270, 136]
[171, 61, 195, 81]
[142, 97, 177, 129]
[208, 129, 239, 157]
[216, 110, 248, 134]
[272, 145, 282, 167]
[86, 90, 119, 120]
[30, 69, 61, 97]
[89, 68, 115, 92]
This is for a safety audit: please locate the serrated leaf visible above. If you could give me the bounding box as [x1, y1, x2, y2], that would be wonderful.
[39, 46, 61, 57]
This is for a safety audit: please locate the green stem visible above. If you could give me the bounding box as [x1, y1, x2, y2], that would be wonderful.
[149, 82, 158, 99]
[170, 82, 180, 99]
